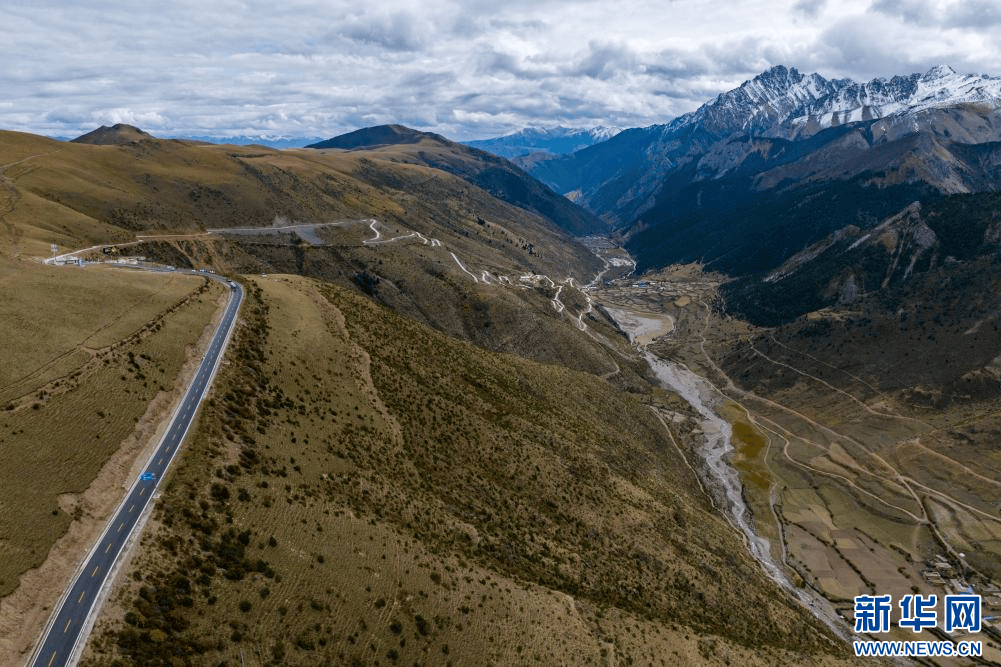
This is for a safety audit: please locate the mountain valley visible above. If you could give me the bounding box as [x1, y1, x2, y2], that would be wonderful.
[0, 123, 861, 666]
[476, 64, 1001, 662]
[7, 62, 1001, 666]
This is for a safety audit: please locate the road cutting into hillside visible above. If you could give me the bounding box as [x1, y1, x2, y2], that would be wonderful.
[26, 269, 242, 667]
[135, 218, 606, 336]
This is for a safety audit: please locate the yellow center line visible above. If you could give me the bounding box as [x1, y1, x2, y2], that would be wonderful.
[47, 651, 58, 667]
[91, 565, 100, 577]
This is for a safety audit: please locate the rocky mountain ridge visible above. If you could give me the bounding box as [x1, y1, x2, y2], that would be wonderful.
[724, 191, 1001, 322]
[667, 64, 1001, 140]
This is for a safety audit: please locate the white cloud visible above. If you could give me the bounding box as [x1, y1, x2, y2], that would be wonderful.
[872, 0, 1001, 29]
[2, 0, 1000, 141]
[94, 109, 170, 128]
[793, 0, 827, 18]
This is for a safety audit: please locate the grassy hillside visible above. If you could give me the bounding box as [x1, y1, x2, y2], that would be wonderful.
[1, 129, 617, 373]
[79, 276, 849, 666]
[0, 130, 600, 271]
[307, 125, 607, 236]
[0, 128, 857, 664]
[0, 264, 219, 598]
[0, 262, 226, 662]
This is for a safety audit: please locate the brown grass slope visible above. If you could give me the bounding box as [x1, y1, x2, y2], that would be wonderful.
[1, 126, 630, 372]
[0, 128, 599, 266]
[0, 266, 220, 597]
[0, 263, 227, 664]
[0, 129, 622, 374]
[83, 276, 848, 666]
[307, 125, 607, 236]
[71, 124, 155, 145]
[135, 166, 627, 377]
[0, 128, 850, 664]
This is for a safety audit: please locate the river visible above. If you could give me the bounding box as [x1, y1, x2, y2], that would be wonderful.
[596, 279, 849, 640]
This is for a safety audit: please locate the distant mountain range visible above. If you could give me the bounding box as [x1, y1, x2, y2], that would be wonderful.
[497, 65, 1001, 283]
[464, 126, 621, 159]
[55, 130, 324, 149]
[64, 63, 1001, 305]
[175, 135, 326, 148]
[657, 64, 1001, 140]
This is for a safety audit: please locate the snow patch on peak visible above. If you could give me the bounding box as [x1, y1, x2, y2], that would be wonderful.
[667, 65, 1001, 142]
[777, 66, 1001, 136]
[506, 126, 621, 142]
[923, 64, 958, 80]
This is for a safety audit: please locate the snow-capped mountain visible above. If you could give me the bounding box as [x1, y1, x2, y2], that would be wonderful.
[528, 65, 1001, 225]
[669, 65, 1001, 139]
[464, 126, 621, 159]
[523, 64, 1001, 284]
[663, 65, 842, 137]
[790, 65, 1001, 134]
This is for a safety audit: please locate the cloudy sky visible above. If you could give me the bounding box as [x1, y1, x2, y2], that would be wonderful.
[4, 0, 1001, 141]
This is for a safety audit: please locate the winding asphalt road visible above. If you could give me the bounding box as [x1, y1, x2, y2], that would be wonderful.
[27, 270, 243, 667]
